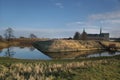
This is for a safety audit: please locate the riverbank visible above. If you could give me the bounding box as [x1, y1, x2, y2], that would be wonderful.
[0, 38, 47, 49]
[0, 41, 19, 49]
[0, 55, 120, 80]
[33, 40, 120, 53]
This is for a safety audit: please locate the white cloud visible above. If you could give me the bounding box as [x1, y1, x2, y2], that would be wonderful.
[66, 21, 85, 26]
[55, 2, 64, 8]
[101, 19, 120, 24]
[66, 10, 120, 37]
[89, 11, 120, 20]
[88, 11, 120, 37]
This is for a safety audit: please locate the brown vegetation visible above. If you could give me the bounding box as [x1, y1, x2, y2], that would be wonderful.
[101, 41, 120, 48]
[100, 41, 120, 51]
[0, 38, 48, 50]
[0, 56, 120, 80]
[33, 40, 104, 52]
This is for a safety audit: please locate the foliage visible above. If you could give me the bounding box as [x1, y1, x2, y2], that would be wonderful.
[73, 32, 80, 40]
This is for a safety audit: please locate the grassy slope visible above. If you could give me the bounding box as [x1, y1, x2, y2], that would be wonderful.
[101, 41, 120, 47]
[0, 39, 34, 49]
[0, 38, 46, 49]
[0, 56, 120, 80]
[33, 40, 104, 52]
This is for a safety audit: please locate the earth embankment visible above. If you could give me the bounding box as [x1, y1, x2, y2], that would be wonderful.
[33, 40, 105, 52]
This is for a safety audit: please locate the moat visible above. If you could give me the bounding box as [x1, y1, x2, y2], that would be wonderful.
[0, 46, 120, 60]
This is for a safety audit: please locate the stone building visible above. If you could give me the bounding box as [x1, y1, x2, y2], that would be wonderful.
[80, 28, 109, 40]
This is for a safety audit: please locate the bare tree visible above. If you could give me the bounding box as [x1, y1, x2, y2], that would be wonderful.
[29, 33, 37, 38]
[4, 28, 14, 41]
[73, 32, 80, 40]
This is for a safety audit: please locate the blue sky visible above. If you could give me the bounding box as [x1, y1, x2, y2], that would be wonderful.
[0, 0, 120, 38]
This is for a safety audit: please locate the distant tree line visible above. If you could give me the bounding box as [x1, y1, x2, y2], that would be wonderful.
[0, 27, 38, 41]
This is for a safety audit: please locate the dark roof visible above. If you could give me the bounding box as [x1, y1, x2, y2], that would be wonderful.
[87, 34, 99, 37]
[87, 34, 105, 37]
[101, 33, 109, 35]
[99, 34, 104, 37]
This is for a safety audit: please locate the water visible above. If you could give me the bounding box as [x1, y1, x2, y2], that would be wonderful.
[87, 51, 120, 58]
[0, 47, 51, 60]
[43, 50, 120, 59]
[0, 47, 120, 59]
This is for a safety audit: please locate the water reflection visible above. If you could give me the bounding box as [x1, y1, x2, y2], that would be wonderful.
[86, 51, 119, 58]
[0, 47, 51, 60]
[0, 49, 2, 53]
[43, 50, 120, 59]
[19, 46, 25, 49]
[43, 50, 103, 59]
[29, 46, 35, 51]
[5, 47, 15, 57]
[0, 46, 120, 60]
[18, 46, 35, 51]
[108, 51, 116, 55]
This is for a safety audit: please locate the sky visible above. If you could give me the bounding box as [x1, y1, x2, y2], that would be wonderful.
[0, 0, 120, 38]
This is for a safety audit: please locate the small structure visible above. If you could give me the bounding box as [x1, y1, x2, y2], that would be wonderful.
[108, 44, 117, 51]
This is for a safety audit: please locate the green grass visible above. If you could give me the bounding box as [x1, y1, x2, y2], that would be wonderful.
[0, 55, 120, 80]
[72, 59, 120, 80]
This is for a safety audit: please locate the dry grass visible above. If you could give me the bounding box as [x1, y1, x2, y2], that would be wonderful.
[33, 40, 104, 52]
[0, 56, 120, 80]
[0, 41, 8, 49]
[101, 41, 120, 48]
[0, 38, 37, 49]
[0, 41, 20, 50]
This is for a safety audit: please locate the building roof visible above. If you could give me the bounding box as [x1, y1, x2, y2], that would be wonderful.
[87, 34, 99, 37]
[87, 34, 105, 37]
[101, 33, 109, 35]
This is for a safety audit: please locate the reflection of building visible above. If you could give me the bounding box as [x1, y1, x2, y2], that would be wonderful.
[80, 28, 109, 40]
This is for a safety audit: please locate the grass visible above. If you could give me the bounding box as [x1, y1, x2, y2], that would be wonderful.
[0, 39, 35, 49]
[0, 40, 120, 80]
[0, 41, 8, 49]
[0, 55, 120, 80]
[33, 40, 104, 53]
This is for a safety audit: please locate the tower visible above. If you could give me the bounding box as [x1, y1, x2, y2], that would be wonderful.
[81, 28, 87, 40]
[83, 28, 85, 32]
[100, 27, 102, 34]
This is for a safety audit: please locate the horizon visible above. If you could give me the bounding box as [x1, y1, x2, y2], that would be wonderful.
[0, 0, 120, 38]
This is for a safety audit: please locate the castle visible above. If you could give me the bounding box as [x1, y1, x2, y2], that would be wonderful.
[80, 28, 109, 40]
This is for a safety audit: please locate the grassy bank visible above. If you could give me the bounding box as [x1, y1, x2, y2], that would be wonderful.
[33, 40, 104, 53]
[0, 41, 8, 49]
[34, 40, 120, 53]
[0, 55, 120, 80]
[0, 38, 40, 49]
